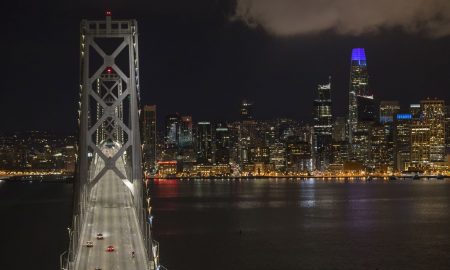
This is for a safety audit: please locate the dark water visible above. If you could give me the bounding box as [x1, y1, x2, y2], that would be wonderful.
[1, 179, 450, 270]
[0, 180, 73, 270]
[150, 178, 450, 270]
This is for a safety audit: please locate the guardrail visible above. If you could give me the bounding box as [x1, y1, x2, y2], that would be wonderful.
[60, 250, 68, 270]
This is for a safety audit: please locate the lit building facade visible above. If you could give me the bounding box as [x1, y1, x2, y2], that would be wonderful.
[240, 100, 254, 121]
[196, 121, 213, 164]
[352, 95, 376, 166]
[285, 136, 312, 173]
[330, 141, 349, 170]
[142, 105, 157, 169]
[214, 123, 231, 164]
[269, 142, 286, 171]
[370, 124, 392, 172]
[446, 105, 450, 151]
[313, 80, 332, 171]
[421, 99, 446, 162]
[249, 146, 270, 164]
[179, 116, 194, 148]
[163, 113, 181, 160]
[394, 114, 413, 171]
[410, 124, 431, 169]
[348, 48, 370, 144]
[165, 114, 180, 148]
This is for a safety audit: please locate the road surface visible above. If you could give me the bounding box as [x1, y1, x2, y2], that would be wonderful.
[74, 151, 149, 270]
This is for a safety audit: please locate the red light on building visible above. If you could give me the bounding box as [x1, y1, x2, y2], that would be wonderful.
[106, 67, 113, 74]
[157, 161, 177, 165]
[105, 11, 112, 16]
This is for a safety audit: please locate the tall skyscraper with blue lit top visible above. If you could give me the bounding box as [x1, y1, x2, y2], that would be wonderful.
[348, 48, 370, 144]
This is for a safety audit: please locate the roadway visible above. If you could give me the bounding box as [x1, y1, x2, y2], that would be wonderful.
[74, 149, 149, 270]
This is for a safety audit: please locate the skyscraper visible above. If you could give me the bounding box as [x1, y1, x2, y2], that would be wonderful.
[240, 100, 254, 121]
[164, 113, 181, 160]
[165, 114, 180, 148]
[179, 116, 193, 148]
[214, 123, 231, 164]
[410, 124, 431, 169]
[178, 116, 196, 163]
[353, 95, 376, 166]
[421, 99, 446, 162]
[313, 80, 332, 171]
[370, 123, 391, 172]
[348, 48, 370, 144]
[196, 121, 213, 164]
[142, 105, 157, 170]
[394, 113, 413, 171]
[446, 105, 450, 152]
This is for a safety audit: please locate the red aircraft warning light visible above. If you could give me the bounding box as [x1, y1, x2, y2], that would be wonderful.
[105, 10, 112, 16]
[106, 67, 113, 74]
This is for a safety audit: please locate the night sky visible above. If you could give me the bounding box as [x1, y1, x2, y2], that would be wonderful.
[2, 0, 449, 134]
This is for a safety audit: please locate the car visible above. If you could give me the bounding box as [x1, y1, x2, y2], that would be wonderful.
[106, 245, 115, 252]
[96, 233, 104, 240]
[86, 241, 93, 247]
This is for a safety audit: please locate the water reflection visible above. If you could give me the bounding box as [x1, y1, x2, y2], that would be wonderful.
[151, 178, 450, 270]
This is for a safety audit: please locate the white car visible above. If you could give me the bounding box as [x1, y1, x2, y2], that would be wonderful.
[86, 241, 94, 247]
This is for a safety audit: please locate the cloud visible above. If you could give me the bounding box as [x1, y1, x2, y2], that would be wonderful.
[232, 0, 450, 37]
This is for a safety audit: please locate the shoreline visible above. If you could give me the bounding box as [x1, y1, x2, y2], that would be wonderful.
[148, 175, 449, 180]
[0, 174, 74, 183]
[1, 174, 447, 183]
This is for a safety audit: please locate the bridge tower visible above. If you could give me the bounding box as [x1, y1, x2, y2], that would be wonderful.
[61, 12, 160, 270]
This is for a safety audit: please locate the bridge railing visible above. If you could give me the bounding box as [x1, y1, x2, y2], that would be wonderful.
[59, 251, 68, 270]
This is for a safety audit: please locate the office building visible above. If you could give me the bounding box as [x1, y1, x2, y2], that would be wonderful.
[421, 99, 446, 162]
[394, 113, 413, 171]
[142, 105, 157, 169]
[313, 80, 332, 170]
[286, 136, 313, 173]
[370, 124, 391, 172]
[179, 116, 194, 148]
[240, 100, 254, 121]
[330, 141, 349, 170]
[269, 142, 286, 171]
[214, 123, 231, 164]
[163, 113, 181, 160]
[410, 124, 431, 169]
[196, 121, 213, 164]
[352, 95, 376, 166]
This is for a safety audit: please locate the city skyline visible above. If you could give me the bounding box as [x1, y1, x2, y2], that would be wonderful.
[2, 1, 450, 133]
[1, 5, 450, 270]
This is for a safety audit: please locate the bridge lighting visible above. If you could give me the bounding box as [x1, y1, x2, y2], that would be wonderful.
[106, 67, 113, 74]
[105, 10, 112, 16]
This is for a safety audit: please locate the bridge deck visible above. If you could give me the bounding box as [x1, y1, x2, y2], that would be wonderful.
[74, 157, 149, 270]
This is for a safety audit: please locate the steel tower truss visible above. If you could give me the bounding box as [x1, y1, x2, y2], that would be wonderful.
[63, 13, 159, 269]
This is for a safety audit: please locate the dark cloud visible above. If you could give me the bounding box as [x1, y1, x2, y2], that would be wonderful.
[233, 0, 450, 37]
